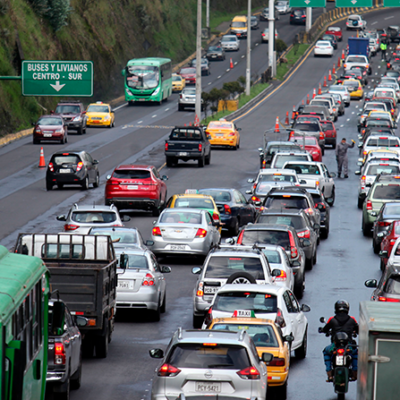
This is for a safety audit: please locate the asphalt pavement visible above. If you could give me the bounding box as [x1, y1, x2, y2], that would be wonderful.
[1, 6, 399, 400]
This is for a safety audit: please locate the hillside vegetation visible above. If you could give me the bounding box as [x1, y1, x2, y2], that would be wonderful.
[0, 0, 265, 136]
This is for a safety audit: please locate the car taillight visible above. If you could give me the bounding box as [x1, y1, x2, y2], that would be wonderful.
[237, 366, 260, 380]
[251, 196, 261, 203]
[377, 221, 391, 227]
[301, 14, 306, 17]
[288, 231, 298, 259]
[237, 230, 244, 244]
[152, 227, 162, 236]
[319, 131, 324, 140]
[366, 200, 373, 211]
[275, 307, 286, 328]
[48, 162, 54, 172]
[253, 183, 257, 190]
[199, 144, 203, 152]
[297, 229, 310, 239]
[262, 33, 265, 36]
[274, 269, 287, 281]
[212, 213, 220, 222]
[54, 342, 66, 365]
[195, 228, 207, 238]
[378, 296, 400, 302]
[390, 239, 397, 245]
[224, 204, 231, 214]
[179, 94, 183, 99]
[142, 273, 155, 286]
[196, 282, 204, 297]
[228, 132, 235, 136]
[107, 179, 120, 185]
[314, 202, 326, 210]
[165, 142, 169, 151]
[204, 307, 213, 326]
[268, 357, 285, 366]
[157, 363, 181, 377]
[64, 224, 79, 231]
[76, 161, 84, 172]
[262, 160, 266, 169]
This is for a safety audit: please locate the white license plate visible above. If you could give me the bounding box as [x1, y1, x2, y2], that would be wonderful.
[216, 133, 224, 137]
[204, 286, 219, 294]
[43, 133, 53, 137]
[212, 55, 217, 58]
[195, 381, 221, 393]
[336, 355, 344, 366]
[179, 152, 188, 156]
[59, 169, 71, 173]
[138, 98, 146, 101]
[127, 185, 139, 190]
[118, 280, 134, 290]
[170, 244, 186, 250]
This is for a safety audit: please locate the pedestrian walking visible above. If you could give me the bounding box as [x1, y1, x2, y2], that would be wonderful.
[336, 138, 355, 178]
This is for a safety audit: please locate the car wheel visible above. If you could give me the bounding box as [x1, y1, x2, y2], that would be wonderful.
[58, 183, 64, 190]
[65, 134, 68, 143]
[357, 196, 364, 209]
[152, 206, 160, 217]
[82, 177, 89, 190]
[226, 271, 256, 284]
[166, 156, 175, 167]
[229, 218, 240, 236]
[362, 219, 372, 236]
[205, 152, 211, 165]
[373, 240, 380, 254]
[271, 380, 287, 400]
[329, 189, 335, 206]
[198, 156, 205, 168]
[305, 256, 313, 271]
[55, 373, 70, 400]
[70, 351, 82, 390]
[82, 339, 95, 358]
[178, 104, 183, 111]
[313, 249, 317, 265]
[95, 320, 109, 358]
[294, 279, 304, 299]
[93, 173, 99, 188]
[380, 258, 386, 272]
[83, 125, 87, 134]
[295, 327, 307, 359]
[33, 137, 39, 144]
[193, 314, 204, 329]
[332, 140, 336, 149]
[152, 297, 161, 322]
[46, 181, 53, 191]
[160, 292, 166, 313]
[321, 226, 329, 239]
[77, 127, 83, 135]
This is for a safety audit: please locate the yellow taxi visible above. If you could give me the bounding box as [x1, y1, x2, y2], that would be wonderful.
[205, 120, 241, 150]
[358, 148, 400, 167]
[342, 79, 364, 99]
[172, 73, 185, 92]
[208, 315, 290, 392]
[166, 190, 221, 231]
[367, 110, 395, 122]
[86, 102, 115, 128]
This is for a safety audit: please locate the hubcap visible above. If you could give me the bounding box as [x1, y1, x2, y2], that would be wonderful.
[232, 277, 251, 284]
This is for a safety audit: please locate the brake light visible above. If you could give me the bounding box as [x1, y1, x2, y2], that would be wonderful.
[199, 144, 203, 152]
[251, 196, 261, 203]
[76, 161, 84, 172]
[158, 363, 181, 377]
[165, 142, 168, 151]
[237, 230, 244, 244]
[107, 179, 120, 185]
[142, 273, 155, 286]
[152, 227, 162, 236]
[297, 229, 310, 239]
[204, 307, 213, 326]
[268, 357, 285, 366]
[319, 131, 324, 140]
[196, 282, 204, 297]
[228, 132, 235, 136]
[314, 202, 325, 210]
[196, 228, 208, 238]
[274, 269, 287, 281]
[390, 239, 397, 245]
[288, 231, 298, 259]
[337, 348, 345, 355]
[275, 307, 286, 328]
[361, 175, 366, 181]
[48, 162, 54, 172]
[237, 366, 260, 380]
[224, 204, 232, 214]
[54, 342, 66, 365]
[378, 296, 400, 302]
[64, 224, 79, 231]
[366, 200, 373, 211]
[262, 33, 265, 36]
[262, 160, 266, 169]
[377, 221, 391, 227]
[301, 14, 306, 18]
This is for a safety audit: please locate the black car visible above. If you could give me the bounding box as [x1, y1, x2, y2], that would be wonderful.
[349, 65, 368, 84]
[337, 71, 361, 85]
[388, 25, 400, 43]
[372, 201, 400, 253]
[52, 100, 87, 135]
[199, 188, 256, 235]
[46, 299, 87, 398]
[365, 263, 400, 301]
[290, 9, 306, 25]
[46, 150, 100, 191]
[206, 45, 225, 61]
[259, 141, 302, 169]
[322, 34, 337, 49]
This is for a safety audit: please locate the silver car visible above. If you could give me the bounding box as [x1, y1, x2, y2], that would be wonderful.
[250, 15, 259, 29]
[329, 85, 351, 106]
[149, 328, 271, 400]
[56, 204, 130, 234]
[275, 1, 292, 14]
[115, 247, 171, 320]
[260, 6, 280, 21]
[220, 34, 240, 51]
[88, 226, 147, 249]
[148, 208, 221, 257]
[178, 88, 204, 111]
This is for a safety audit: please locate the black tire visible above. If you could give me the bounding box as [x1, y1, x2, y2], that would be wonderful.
[305, 256, 313, 271]
[338, 393, 345, 400]
[362, 219, 371, 237]
[193, 314, 204, 328]
[152, 297, 161, 322]
[226, 271, 256, 284]
[57, 183, 64, 190]
[229, 218, 239, 236]
[313, 249, 317, 265]
[82, 339, 95, 358]
[357, 197, 364, 209]
[295, 327, 307, 359]
[205, 152, 211, 165]
[82, 177, 89, 190]
[55, 374, 70, 400]
[46, 181, 53, 191]
[321, 226, 329, 239]
[332, 141, 336, 150]
[160, 292, 166, 313]
[373, 240, 380, 254]
[83, 125, 87, 134]
[65, 134, 68, 143]
[198, 156, 205, 168]
[95, 321, 109, 359]
[380, 258, 386, 272]
[166, 156, 174, 167]
[321, 146, 325, 156]
[152, 206, 160, 217]
[178, 104, 183, 111]
[33, 137, 39, 144]
[93, 173, 100, 188]
[329, 189, 335, 206]
[271, 381, 287, 400]
[70, 352, 82, 390]
[77, 127, 83, 135]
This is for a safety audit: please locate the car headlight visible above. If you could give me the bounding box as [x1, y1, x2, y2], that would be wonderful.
[104, 115, 111, 121]
[125, 88, 133, 96]
[73, 116, 82, 122]
[152, 87, 160, 96]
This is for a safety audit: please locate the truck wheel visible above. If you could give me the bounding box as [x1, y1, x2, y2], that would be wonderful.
[70, 352, 82, 390]
[166, 156, 175, 167]
[198, 156, 205, 168]
[82, 339, 94, 358]
[54, 374, 70, 400]
[205, 152, 211, 165]
[95, 321, 109, 359]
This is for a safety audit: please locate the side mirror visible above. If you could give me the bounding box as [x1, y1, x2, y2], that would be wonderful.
[326, 198, 334, 206]
[146, 240, 154, 246]
[122, 215, 131, 222]
[161, 265, 172, 273]
[271, 269, 282, 277]
[320, 316, 326, 323]
[162, 175, 168, 181]
[365, 279, 378, 288]
[32, 122, 36, 126]
[300, 238, 311, 247]
[357, 161, 363, 166]
[317, 203, 324, 211]
[261, 352, 273, 363]
[237, 128, 242, 131]
[247, 179, 255, 183]
[370, 211, 377, 217]
[245, 190, 252, 194]
[357, 112, 361, 116]
[354, 171, 361, 175]
[313, 223, 320, 230]
[106, 175, 111, 180]
[301, 304, 311, 312]
[119, 253, 129, 269]
[255, 201, 261, 206]
[75, 316, 88, 327]
[377, 231, 388, 238]
[284, 334, 294, 343]
[51, 301, 66, 336]
[192, 267, 202, 274]
[379, 250, 388, 258]
[57, 215, 66, 221]
[149, 348, 164, 359]
[329, 172, 336, 178]
[358, 143, 363, 148]
[93, 159, 99, 165]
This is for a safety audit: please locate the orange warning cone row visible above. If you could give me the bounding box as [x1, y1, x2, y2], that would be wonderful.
[285, 111, 289, 125]
[318, 84, 322, 95]
[230, 58, 233, 69]
[328, 70, 332, 81]
[274, 116, 280, 133]
[323, 76, 327, 87]
[194, 114, 200, 127]
[291, 106, 296, 120]
[312, 88, 316, 99]
[337, 57, 341, 68]
[306, 94, 310, 105]
[39, 147, 46, 168]
[333, 63, 336, 74]
[341, 49, 345, 60]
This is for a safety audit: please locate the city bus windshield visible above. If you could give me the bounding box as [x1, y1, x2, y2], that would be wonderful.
[126, 65, 159, 89]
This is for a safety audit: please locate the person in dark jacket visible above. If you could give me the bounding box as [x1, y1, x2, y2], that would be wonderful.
[336, 138, 355, 178]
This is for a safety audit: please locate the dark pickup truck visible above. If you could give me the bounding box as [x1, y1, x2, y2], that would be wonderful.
[165, 126, 211, 168]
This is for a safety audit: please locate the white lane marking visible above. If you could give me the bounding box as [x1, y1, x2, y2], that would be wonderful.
[113, 103, 128, 111]
[218, 75, 221, 79]
[152, 115, 157, 118]
[347, 118, 350, 121]
[340, 125, 344, 127]
[375, 72, 378, 75]
[208, 82, 211, 85]
[165, 108, 169, 111]
[121, 126, 127, 130]
[242, 55, 245, 58]
[385, 16, 394, 20]
[226, 69, 230, 72]
[255, 43, 259, 46]
[234, 62, 238, 65]
[371, 21, 377, 25]
[378, 66, 381, 69]
[352, 111, 355, 114]
[138, 120, 143, 123]
[355, 105, 358, 108]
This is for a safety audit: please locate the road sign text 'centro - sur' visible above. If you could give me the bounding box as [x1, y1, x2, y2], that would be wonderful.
[22, 61, 93, 96]
[289, 0, 326, 7]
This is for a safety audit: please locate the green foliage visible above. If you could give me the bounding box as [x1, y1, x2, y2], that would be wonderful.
[275, 39, 288, 55]
[0, 0, 9, 14]
[27, 0, 71, 31]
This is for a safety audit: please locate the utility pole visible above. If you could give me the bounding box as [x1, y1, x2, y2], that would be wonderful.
[195, 0, 202, 122]
[306, 8, 312, 33]
[268, 0, 275, 77]
[246, 0, 251, 96]
[206, 0, 210, 32]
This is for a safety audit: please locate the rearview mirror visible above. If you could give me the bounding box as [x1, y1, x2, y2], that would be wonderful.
[93, 159, 99, 165]
[370, 211, 377, 217]
[106, 175, 111, 180]
[320, 316, 326, 323]
[358, 143, 363, 148]
[365, 279, 378, 288]
[146, 240, 154, 246]
[379, 250, 388, 258]
[300, 238, 311, 247]
[326, 198, 334, 206]
[258, 147, 263, 152]
[284, 334, 294, 343]
[149, 348, 164, 359]
[313, 223, 320, 230]
[225, 237, 235, 245]
[56, 215, 66, 221]
[377, 231, 388, 238]
[247, 179, 255, 183]
[291, 260, 301, 267]
[245, 190, 252, 194]
[162, 175, 168, 181]
[75, 316, 88, 327]
[329, 172, 336, 178]
[119, 253, 129, 269]
[192, 267, 202, 274]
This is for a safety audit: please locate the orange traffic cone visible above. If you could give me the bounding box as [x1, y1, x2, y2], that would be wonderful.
[285, 111, 289, 125]
[306, 94, 310, 105]
[302, 99, 305, 106]
[291, 106, 296, 120]
[312, 88, 316, 99]
[323, 76, 327, 87]
[274, 117, 280, 133]
[318, 84, 322, 95]
[39, 147, 46, 168]
[332, 63, 336, 74]
[194, 114, 200, 126]
[337, 57, 341, 68]
[189, 121, 192, 126]
[341, 49, 345, 60]
[230, 58, 233, 69]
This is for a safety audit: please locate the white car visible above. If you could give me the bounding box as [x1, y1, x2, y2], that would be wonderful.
[203, 284, 310, 357]
[343, 55, 370, 74]
[275, 0, 292, 14]
[314, 41, 334, 57]
[270, 151, 313, 169]
[178, 88, 204, 111]
[329, 85, 351, 107]
[261, 27, 278, 42]
[369, 38, 379, 56]
[247, 168, 302, 194]
[346, 14, 366, 30]
[360, 135, 400, 158]
[220, 34, 240, 51]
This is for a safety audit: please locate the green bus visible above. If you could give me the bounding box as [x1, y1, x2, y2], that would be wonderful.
[122, 57, 172, 105]
[0, 245, 50, 400]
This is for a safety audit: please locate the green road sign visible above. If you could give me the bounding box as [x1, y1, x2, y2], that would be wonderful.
[336, 0, 372, 6]
[289, 0, 326, 7]
[22, 61, 93, 96]
[384, 0, 400, 6]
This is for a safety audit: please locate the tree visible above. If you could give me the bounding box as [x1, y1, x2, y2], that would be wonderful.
[275, 39, 288, 57]
[208, 88, 221, 115]
[201, 92, 211, 119]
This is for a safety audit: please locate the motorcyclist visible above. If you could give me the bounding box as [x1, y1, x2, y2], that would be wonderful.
[321, 300, 359, 381]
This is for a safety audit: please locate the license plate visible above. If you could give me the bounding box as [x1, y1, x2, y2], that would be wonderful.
[138, 98, 146, 101]
[216, 133, 224, 137]
[236, 310, 252, 317]
[59, 169, 71, 173]
[179, 152, 188, 156]
[204, 286, 219, 294]
[195, 382, 221, 393]
[118, 280, 134, 290]
[93, 120, 100, 123]
[170, 245, 186, 250]
[336, 355, 344, 366]
[127, 185, 139, 190]
[43, 133, 52, 137]
[212, 55, 217, 58]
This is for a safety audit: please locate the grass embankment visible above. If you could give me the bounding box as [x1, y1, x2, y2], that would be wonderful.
[275, 44, 310, 81]
[202, 82, 269, 124]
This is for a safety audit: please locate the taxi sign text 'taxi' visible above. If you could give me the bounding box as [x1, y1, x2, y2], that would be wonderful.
[22, 61, 93, 96]
[289, 0, 326, 7]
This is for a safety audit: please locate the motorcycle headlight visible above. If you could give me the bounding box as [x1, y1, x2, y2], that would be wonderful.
[152, 87, 160, 96]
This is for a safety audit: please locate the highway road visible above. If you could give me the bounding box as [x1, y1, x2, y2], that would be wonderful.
[1, 5, 399, 400]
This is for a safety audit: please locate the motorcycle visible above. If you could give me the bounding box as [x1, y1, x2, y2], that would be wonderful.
[319, 317, 358, 400]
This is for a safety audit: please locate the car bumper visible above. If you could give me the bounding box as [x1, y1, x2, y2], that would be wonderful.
[64, 121, 82, 130]
[87, 120, 111, 126]
[150, 239, 210, 256]
[34, 133, 64, 141]
[210, 137, 237, 147]
[290, 18, 306, 25]
[314, 50, 333, 56]
[267, 369, 289, 386]
[47, 370, 67, 383]
[349, 91, 363, 98]
[172, 85, 184, 92]
[194, 295, 214, 315]
[105, 197, 160, 210]
[116, 290, 158, 311]
[46, 173, 85, 184]
[325, 137, 336, 145]
[207, 54, 224, 60]
[165, 151, 203, 160]
[221, 46, 239, 51]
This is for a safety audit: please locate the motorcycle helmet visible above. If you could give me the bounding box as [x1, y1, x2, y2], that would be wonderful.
[334, 332, 349, 348]
[335, 300, 349, 314]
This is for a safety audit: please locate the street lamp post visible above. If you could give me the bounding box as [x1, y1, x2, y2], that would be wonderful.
[195, 0, 202, 122]
[246, 0, 251, 96]
[268, 0, 275, 77]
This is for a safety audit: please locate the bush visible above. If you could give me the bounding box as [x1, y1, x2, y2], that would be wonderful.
[27, 0, 71, 31]
[275, 38, 288, 56]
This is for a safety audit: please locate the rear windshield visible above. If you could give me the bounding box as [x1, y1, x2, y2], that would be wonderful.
[167, 343, 250, 370]
[293, 10, 304, 15]
[91, 230, 137, 244]
[214, 292, 278, 313]
[180, 68, 196, 74]
[265, 195, 309, 210]
[372, 185, 400, 200]
[383, 204, 400, 215]
[311, 101, 330, 108]
[241, 230, 290, 249]
[311, 193, 323, 204]
[55, 105, 80, 114]
[232, 21, 246, 27]
[256, 215, 306, 230]
[112, 169, 151, 179]
[347, 56, 366, 63]
[118, 254, 148, 269]
[384, 275, 400, 295]
[366, 165, 400, 175]
[259, 174, 296, 183]
[170, 128, 202, 140]
[204, 257, 265, 279]
[366, 137, 399, 147]
[211, 323, 279, 348]
[262, 249, 282, 264]
[293, 123, 319, 132]
[52, 155, 80, 165]
[174, 197, 214, 209]
[160, 211, 202, 224]
[284, 163, 320, 175]
[267, 145, 301, 155]
[292, 138, 318, 146]
[321, 121, 333, 130]
[200, 190, 232, 202]
[38, 117, 63, 126]
[273, 155, 309, 168]
[71, 211, 117, 223]
[366, 121, 391, 128]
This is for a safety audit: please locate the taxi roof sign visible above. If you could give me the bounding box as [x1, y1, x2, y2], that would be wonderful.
[185, 189, 199, 194]
[232, 310, 256, 318]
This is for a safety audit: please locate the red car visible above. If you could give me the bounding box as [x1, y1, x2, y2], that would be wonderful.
[179, 67, 196, 85]
[320, 120, 337, 149]
[380, 221, 400, 270]
[105, 164, 168, 216]
[290, 136, 322, 162]
[32, 115, 68, 144]
[325, 26, 342, 42]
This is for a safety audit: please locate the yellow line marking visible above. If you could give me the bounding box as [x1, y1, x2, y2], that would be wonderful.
[158, 162, 166, 172]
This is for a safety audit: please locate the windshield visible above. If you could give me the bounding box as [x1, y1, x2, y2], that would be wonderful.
[87, 105, 109, 113]
[160, 211, 202, 224]
[256, 215, 306, 230]
[55, 105, 80, 114]
[126, 65, 159, 89]
[214, 292, 278, 313]
[112, 169, 151, 179]
[38, 117, 63, 126]
[366, 165, 400, 175]
[273, 155, 309, 168]
[71, 211, 117, 223]
[208, 46, 221, 52]
[232, 21, 246, 27]
[259, 174, 296, 183]
[375, 90, 395, 98]
[241, 230, 290, 248]
[174, 197, 214, 209]
[205, 256, 265, 279]
[172, 75, 182, 82]
[223, 36, 237, 42]
[311, 100, 330, 107]
[208, 122, 233, 129]
[265, 195, 309, 210]
[372, 185, 400, 200]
